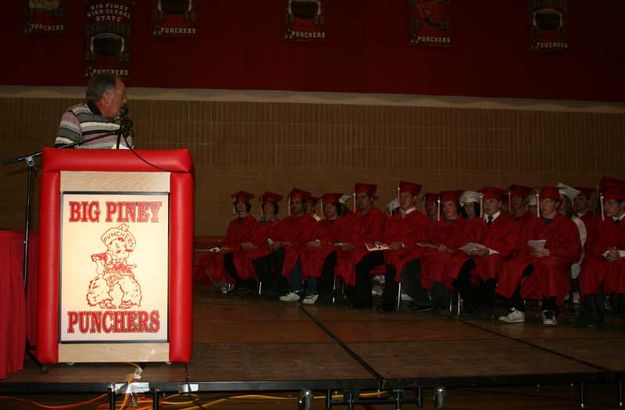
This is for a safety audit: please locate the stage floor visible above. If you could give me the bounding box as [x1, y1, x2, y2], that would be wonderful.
[2, 284, 625, 408]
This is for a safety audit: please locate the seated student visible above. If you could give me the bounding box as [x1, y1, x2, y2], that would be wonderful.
[423, 192, 439, 222]
[335, 183, 387, 308]
[272, 189, 319, 303]
[448, 187, 520, 318]
[497, 187, 581, 326]
[459, 191, 481, 220]
[305, 196, 322, 221]
[204, 191, 259, 294]
[578, 183, 625, 327]
[300, 193, 352, 303]
[508, 185, 534, 228]
[421, 190, 467, 314]
[378, 181, 432, 312]
[251, 192, 286, 298]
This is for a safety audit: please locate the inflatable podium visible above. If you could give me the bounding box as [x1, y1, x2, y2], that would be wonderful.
[36, 148, 193, 364]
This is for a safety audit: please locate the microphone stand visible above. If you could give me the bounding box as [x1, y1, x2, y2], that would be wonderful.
[0, 127, 130, 372]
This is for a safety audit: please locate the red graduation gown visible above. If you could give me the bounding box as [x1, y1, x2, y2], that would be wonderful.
[447, 213, 520, 283]
[271, 213, 318, 277]
[382, 210, 432, 282]
[334, 208, 387, 286]
[300, 217, 354, 279]
[579, 217, 625, 295]
[497, 214, 581, 304]
[204, 214, 259, 284]
[421, 217, 466, 290]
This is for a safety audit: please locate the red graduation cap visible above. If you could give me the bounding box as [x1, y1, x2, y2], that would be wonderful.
[599, 176, 625, 193]
[439, 190, 463, 203]
[422, 192, 438, 204]
[232, 191, 255, 202]
[289, 188, 311, 200]
[480, 186, 505, 201]
[539, 186, 560, 201]
[398, 181, 422, 196]
[354, 183, 377, 197]
[260, 191, 283, 203]
[603, 186, 625, 202]
[321, 193, 344, 204]
[508, 184, 532, 198]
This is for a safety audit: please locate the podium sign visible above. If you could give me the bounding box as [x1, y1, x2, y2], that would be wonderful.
[37, 150, 193, 364]
[60, 188, 169, 343]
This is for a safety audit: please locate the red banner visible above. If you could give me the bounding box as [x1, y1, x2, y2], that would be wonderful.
[529, 0, 568, 51]
[408, 0, 451, 47]
[84, 0, 133, 77]
[285, 0, 326, 42]
[152, 0, 198, 37]
[24, 0, 65, 34]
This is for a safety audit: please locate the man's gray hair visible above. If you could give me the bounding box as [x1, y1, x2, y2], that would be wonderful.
[86, 73, 119, 103]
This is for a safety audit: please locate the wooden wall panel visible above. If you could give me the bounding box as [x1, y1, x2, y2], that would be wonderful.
[1, 97, 623, 235]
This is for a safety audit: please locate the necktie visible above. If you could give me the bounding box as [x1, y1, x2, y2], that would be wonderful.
[615, 219, 621, 225]
[487, 216, 493, 225]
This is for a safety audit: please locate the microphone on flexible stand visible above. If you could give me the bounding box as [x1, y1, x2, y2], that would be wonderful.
[115, 105, 133, 149]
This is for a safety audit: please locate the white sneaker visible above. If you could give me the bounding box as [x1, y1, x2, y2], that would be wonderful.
[542, 310, 558, 326]
[302, 294, 319, 305]
[498, 308, 525, 324]
[279, 292, 300, 302]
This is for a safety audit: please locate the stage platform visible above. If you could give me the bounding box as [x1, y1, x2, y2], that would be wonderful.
[1, 285, 624, 408]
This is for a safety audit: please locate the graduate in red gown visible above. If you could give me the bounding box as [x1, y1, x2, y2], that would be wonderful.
[335, 183, 387, 308]
[421, 190, 467, 313]
[299, 193, 353, 302]
[250, 191, 286, 297]
[448, 187, 520, 318]
[497, 187, 581, 326]
[578, 183, 625, 326]
[273, 189, 319, 303]
[423, 192, 439, 222]
[508, 184, 534, 229]
[378, 181, 432, 312]
[204, 191, 259, 294]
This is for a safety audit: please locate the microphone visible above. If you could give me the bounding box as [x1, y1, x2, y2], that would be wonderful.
[115, 105, 133, 149]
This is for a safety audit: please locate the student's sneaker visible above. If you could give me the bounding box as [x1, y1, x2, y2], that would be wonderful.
[498, 308, 525, 324]
[542, 310, 558, 326]
[279, 292, 301, 302]
[302, 294, 319, 305]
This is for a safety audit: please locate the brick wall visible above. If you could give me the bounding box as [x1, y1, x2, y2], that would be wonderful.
[1, 93, 624, 235]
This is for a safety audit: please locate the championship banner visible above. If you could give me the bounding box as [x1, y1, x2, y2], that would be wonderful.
[153, 0, 198, 37]
[408, 0, 451, 47]
[529, 0, 568, 51]
[85, 0, 132, 77]
[285, 0, 326, 42]
[60, 192, 169, 343]
[24, 0, 65, 34]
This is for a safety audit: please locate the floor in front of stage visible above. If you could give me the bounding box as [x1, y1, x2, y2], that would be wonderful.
[2, 283, 625, 409]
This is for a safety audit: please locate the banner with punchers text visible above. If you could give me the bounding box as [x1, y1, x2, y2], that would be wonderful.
[408, 0, 451, 47]
[285, 0, 326, 42]
[24, 0, 65, 34]
[529, 0, 568, 51]
[152, 0, 198, 37]
[60, 193, 169, 343]
[85, 0, 133, 77]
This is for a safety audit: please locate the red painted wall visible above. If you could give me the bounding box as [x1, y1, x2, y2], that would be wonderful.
[2, 0, 624, 101]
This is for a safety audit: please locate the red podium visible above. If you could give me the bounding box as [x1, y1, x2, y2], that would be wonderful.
[36, 148, 193, 364]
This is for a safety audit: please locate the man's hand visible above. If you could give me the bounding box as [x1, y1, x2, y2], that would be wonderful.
[531, 248, 550, 258]
[307, 239, 321, 248]
[240, 242, 257, 251]
[437, 245, 453, 254]
[339, 242, 355, 252]
[466, 247, 490, 256]
[388, 242, 404, 250]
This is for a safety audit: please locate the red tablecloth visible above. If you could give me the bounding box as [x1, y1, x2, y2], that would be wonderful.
[0, 230, 38, 379]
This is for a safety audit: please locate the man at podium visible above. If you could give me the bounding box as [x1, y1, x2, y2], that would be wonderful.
[54, 72, 133, 149]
